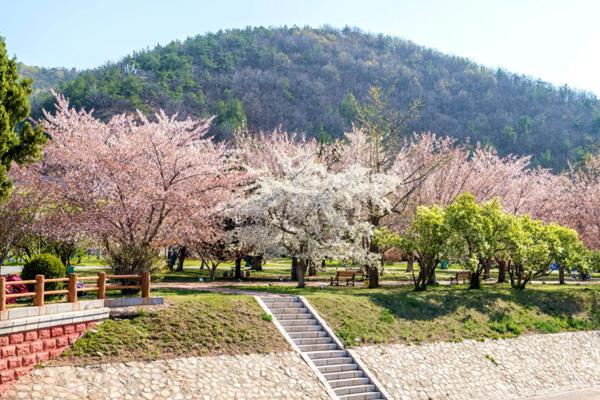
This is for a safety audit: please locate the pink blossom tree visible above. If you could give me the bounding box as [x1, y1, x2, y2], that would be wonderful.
[0, 165, 47, 266]
[41, 95, 237, 275]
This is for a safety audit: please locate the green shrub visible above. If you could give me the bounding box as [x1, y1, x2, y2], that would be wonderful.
[106, 243, 162, 294]
[22, 253, 67, 291]
[261, 312, 272, 322]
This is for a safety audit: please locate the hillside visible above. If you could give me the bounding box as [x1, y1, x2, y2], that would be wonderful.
[17, 63, 79, 113]
[30, 26, 600, 170]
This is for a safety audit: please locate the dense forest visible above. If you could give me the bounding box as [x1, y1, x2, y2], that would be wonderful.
[24, 26, 600, 170]
[17, 63, 79, 112]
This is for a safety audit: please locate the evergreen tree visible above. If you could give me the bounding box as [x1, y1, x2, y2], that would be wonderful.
[0, 38, 46, 199]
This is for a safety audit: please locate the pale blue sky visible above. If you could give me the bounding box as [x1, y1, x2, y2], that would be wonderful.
[2, 0, 599, 94]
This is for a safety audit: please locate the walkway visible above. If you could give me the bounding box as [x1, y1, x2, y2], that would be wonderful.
[260, 295, 388, 399]
[521, 386, 600, 400]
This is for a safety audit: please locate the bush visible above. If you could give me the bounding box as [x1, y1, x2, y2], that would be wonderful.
[106, 243, 163, 294]
[21, 253, 67, 292]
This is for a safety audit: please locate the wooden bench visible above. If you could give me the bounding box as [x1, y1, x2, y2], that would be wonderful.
[450, 271, 471, 284]
[331, 270, 357, 286]
[223, 267, 251, 278]
[346, 269, 368, 281]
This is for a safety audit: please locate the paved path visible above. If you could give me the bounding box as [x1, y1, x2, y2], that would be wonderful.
[521, 386, 600, 399]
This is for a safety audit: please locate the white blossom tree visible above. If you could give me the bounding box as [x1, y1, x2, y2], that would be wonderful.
[233, 149, 394, 288]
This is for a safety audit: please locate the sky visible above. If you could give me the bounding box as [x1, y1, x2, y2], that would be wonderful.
[2, 0, 600, 95]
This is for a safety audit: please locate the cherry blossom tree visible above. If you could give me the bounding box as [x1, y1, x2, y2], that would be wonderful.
[564, 154, 600, 250]
[40, 95, 236, 275]
[0, 165, 47, 265]
[232, 148, 394, 288]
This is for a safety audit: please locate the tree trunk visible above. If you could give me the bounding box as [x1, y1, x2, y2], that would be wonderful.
[297, 259, 307, 288]
[176, 246, 186, 272]
[209, 262, 219, 280]
[321, 259, 326, 272]
[413, 265, 430, 291]
[483, 262, 491, 280]
[406, 256, 414, 273]
[234, 257, 242, 280]
[252, 255, 263, 271]
[559, 264, 565, 284]
[497, 260, 506, 283]
[427, 267, 437, 285]
[368, 265, 379, 288]
[308, 260, 316, 276]
[291, 257, 298, 281]
[469, 271, 481, 289]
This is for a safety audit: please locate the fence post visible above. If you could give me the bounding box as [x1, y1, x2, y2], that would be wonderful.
[68, 273, 78, 303]
[97, 272, 106, 300]
[141, 271, 150, 298]
[0, 277, 5, 312]
[34, 275, 45, 307]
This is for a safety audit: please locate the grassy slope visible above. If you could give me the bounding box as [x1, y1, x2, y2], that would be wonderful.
[51, 290, 289, 366]
[241, 285, 600, 347]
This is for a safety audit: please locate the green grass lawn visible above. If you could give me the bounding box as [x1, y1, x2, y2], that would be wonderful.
[237, 284, 600, 347]
[51, 290, 289, 366]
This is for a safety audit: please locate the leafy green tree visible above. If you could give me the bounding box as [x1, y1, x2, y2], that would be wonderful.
[399, 205, 449, 291]
[0, 38, 46, 198]
[506, 216, 553, 289]
[216, 98, 247, 137]
[546, 223, 589, 284]
[445, 193, 510, 289]
[340, 92, 358, 123]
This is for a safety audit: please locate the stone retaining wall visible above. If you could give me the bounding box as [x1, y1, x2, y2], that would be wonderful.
[353, 331, 600, 400]
[3, 352, 330, 400]
[0, 321, 98, 393]
[0, 300, 110, 394]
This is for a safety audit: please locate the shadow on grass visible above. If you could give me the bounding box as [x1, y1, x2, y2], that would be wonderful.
[237, 283, 600, 326]
[152, 288, 245, 297]
[360, 285, 598, 323]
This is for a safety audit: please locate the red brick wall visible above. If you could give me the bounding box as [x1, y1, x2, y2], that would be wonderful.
[0, 321, 98, 393]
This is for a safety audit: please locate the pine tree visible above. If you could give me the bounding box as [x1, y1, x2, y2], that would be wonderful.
[0, 37, 46, 199]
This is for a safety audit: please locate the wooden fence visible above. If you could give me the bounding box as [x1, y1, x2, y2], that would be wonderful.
[0, 271, 151, 311]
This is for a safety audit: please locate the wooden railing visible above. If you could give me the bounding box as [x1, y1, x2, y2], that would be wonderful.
[0, 271, 151, 311]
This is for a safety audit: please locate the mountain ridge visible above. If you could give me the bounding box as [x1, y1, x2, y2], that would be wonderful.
[21, 26, 600, 170]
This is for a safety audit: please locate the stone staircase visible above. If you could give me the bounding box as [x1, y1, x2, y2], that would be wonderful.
[261, 296, 386, 400]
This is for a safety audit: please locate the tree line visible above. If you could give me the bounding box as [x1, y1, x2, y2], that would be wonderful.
[23, 26, 600, 171]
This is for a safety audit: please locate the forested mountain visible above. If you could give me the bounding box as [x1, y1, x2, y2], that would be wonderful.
[17, 63, 79, 113]
[28, 26, 600, 170]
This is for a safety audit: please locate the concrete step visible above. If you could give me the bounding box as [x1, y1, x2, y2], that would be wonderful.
[318, 363, 359, 374]
[334, 384, 376, 396]
[284, 324, 322, 333]
[288, 330, 327, 338]
[262, 297, 300, 303]
[312, 356, 353, 367]
[328, 377, 370, 389]
[299, 343, 338, 352]
[322, 370, 364, 381]
[273, 312, 312, 320]
[306, 349, 346, 359]
[293, 337, 332, 346]
[271, 307, 308, 314]
[265, 301, 304, 308]
[279, 319, 318, 327]
[339, 392, 382, 400]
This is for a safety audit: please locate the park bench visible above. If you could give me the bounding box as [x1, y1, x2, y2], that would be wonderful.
[223, 266, 251, 278]
[330, 270, 357, 286]
[450, 271, 471, 284]
[346, 268, 369, 281]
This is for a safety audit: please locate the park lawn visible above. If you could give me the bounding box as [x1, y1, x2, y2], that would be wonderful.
[50, 290, 289, 366]
[239, 284, 600, 347]
[160, 258, 600, 283]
